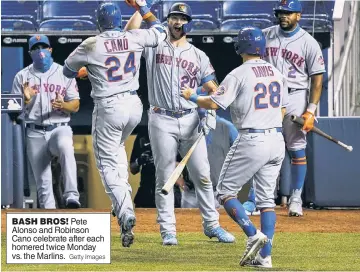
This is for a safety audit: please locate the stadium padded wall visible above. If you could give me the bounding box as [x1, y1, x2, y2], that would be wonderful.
[305, 117, 360, 207]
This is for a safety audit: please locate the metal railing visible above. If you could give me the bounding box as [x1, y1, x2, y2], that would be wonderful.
[331, 0, 360, 116]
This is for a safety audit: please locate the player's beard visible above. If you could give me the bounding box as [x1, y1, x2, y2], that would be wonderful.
[278, 18, 296, 31]
[169, 25, 185, 40]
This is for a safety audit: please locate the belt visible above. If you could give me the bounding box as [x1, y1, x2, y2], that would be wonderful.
[240, 127, 282, 134]
[26, 123, 68, 132]
[152, 107, 196, 118]
[116, 90, 137, 97]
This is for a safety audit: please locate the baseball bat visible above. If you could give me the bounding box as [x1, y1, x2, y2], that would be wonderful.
[161, 132, 204, 195]
[291, 115, 353, 152]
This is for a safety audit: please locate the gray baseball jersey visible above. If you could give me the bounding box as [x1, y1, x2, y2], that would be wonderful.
[211, 59, 289, 130]
[11, 62, 80, 208]
[262, 25, 326, 90]
[214, 59, 286, 211]
[12, 63, 79, 125]
[65, 28, 165, 99]
[143, 40, 215, 110]
[145, 39, 225, 238]
[263, 25, 326, 151]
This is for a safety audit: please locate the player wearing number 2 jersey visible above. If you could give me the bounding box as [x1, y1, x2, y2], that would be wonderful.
[181, 26, 288, 268]
[63, 1, 167, 247]
[125, 2, 235, 246]
[242, 0, 326, 217]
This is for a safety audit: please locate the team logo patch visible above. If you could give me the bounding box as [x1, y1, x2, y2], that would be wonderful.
[318, 55, 324, 65]
[281, 0, 287, 5]
[215, 85, 226, 96]
[178, 4, 186, 12]
[35, 35, 41, 41]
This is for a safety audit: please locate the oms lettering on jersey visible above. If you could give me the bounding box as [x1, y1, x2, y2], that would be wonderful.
[155, 54, 200, 76]
[265, 47, 305, 68]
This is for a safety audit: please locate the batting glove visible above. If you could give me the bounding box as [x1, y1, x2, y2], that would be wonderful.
[302, 103, 317, 132]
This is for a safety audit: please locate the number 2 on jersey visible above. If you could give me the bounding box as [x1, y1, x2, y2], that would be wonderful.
[105, 52, 135, 82]
[254, 81, 281, 109]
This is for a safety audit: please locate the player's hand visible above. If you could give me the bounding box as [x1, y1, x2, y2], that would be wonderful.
[76, 66, 88, 80]
[301, 111, 315, 132]
[22, 82, 37, 101]
[180, 86, 195, 100]
[52, 92, 64, 110]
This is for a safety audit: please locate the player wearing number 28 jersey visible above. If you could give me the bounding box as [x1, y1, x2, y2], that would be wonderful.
[181, 26, 288, 268]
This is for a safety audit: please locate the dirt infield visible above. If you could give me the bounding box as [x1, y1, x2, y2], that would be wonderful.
[2, 208, 360, 234]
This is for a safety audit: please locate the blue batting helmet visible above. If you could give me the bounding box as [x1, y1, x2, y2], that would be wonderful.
[274, 0, 302, 14]
[167, 2, 193, 33]
[233, 26, 266, 56]
[96, 2, 122, 32]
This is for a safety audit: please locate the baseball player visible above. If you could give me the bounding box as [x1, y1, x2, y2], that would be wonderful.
[182, 26, 288, 268]
[242, 0, 326, 217]
[11, 35, 81, 209]
[63, 1, 167, 247]
[125, 2, 235, 245]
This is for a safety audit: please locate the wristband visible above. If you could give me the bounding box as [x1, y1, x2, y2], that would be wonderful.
[139, 6, 151, 18]
[306, 103, 317, 114]
[189, 94, 198, 103]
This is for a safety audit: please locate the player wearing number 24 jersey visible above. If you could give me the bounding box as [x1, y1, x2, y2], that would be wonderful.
[63, 1, 167, 248]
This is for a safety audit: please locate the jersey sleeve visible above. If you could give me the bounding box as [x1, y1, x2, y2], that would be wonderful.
[64, 78, 80, 101]
[210, 73, 242, 110]
[200, 54, 216, 84]
[281, 76, 289, 108]
[64, 38, 92, 73]
[11, 73, 23, 94]
[306, 39, 326, 76]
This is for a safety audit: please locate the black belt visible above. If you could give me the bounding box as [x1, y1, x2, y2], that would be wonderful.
[26, 123, 68, 132]
[240, 128, 282, 133]
[152, 107, 195, 118]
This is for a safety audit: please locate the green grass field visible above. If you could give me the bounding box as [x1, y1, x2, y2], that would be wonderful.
[2, 232, 360, 271]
